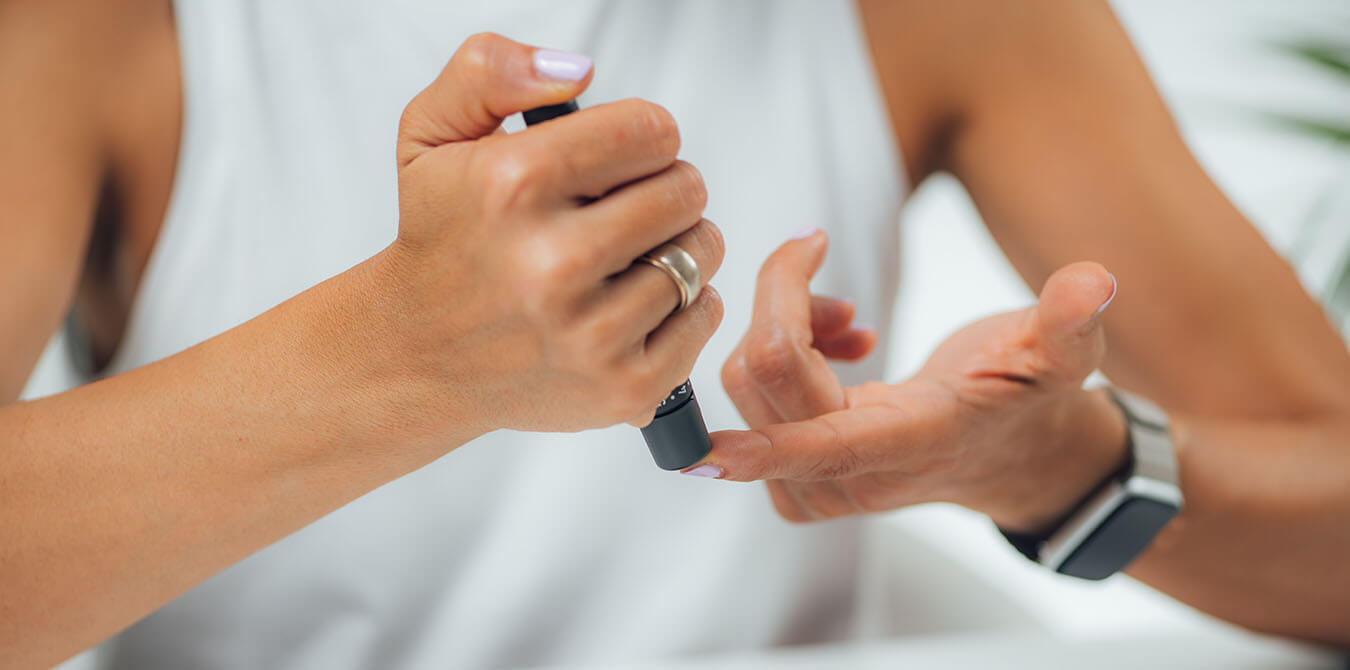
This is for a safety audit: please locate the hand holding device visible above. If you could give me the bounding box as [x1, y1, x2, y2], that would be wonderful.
[387, 33, 723, 440]
[524, 99, 715, 470]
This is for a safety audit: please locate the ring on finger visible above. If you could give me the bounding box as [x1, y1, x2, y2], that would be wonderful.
[637, 242, 702, 312]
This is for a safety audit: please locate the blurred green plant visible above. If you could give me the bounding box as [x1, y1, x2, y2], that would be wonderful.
[1269, 41, 1350, 144]
[1271, 29, 1350, 343]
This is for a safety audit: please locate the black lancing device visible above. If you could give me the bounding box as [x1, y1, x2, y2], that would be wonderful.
[522, 100, 713, 471]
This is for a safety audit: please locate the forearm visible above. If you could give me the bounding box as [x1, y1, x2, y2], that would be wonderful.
[961, 130, 1350, 417]
[863, 0, 1350, 415]
[0, 250, 473, 668]
[926, 4, 1350, 640]
[896, 0, 1350, 418]
[1127, 410, 1350, 648]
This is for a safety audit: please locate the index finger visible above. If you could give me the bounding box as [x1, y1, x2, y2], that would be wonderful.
[512, 98, 682, 202]
[697, 380, 960, 482]
[743, 229, 845, 420]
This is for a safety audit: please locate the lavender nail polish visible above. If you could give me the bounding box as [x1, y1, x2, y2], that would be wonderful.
[682, 464, 724, 479]
[789, 226, 819, 241]
[1095, 273, 1119, 315]
[533, 49, 592, 82]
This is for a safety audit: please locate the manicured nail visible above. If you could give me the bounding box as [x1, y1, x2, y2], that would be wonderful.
[533, 49, 592, 82]
[853, 322, 875, 331]
[789, 226, 819, 241]
[682, 463, 724, 479]
[1095, 273, 1118, 315]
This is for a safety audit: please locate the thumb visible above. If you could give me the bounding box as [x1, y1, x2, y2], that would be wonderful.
[398, 33, 593, 166]
[1028, 261, 1117, 385]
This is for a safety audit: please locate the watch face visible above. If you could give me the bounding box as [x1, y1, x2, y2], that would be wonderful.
[1058, 497, 1179, 580]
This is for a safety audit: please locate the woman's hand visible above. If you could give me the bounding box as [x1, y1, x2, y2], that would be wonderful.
[698, 231, 1124, 533]
[381, 33, 724, 437]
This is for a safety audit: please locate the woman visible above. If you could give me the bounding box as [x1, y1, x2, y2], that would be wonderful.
[2, 1, 1347, 668]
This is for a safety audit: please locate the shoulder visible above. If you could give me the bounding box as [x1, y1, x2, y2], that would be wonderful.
[0, 0, 176, 398]
[0, 0, 174, 136]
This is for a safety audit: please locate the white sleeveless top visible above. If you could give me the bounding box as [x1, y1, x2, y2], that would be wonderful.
[32, 1, 960, 667]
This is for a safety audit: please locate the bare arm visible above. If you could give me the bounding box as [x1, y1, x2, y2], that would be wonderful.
[0, 256, 473, 667]
[0, 30, 724, 668]
[859, 0, 1350, 645]
[0, 0, 106, 401]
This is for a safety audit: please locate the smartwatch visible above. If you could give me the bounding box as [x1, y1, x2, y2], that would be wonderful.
[1001, 388, 1183, 580]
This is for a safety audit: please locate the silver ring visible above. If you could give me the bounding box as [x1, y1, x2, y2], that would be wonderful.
[637, 242, 701, 312]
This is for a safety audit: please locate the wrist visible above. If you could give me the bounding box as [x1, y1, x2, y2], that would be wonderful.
[998, 388, 1130, 534]
[311, 248, 494, 458]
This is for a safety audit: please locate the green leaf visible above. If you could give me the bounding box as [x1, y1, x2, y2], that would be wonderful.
[1265, 36, 1350, 144]
[1278, 42, 1350, 79]
[1260, 114, 1350, 145]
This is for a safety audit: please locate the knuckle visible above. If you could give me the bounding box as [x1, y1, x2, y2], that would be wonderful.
[688, 219, 724, 276]
[670, 161, 709, 213]
[396, 103, 420, 140]
[631, 100, 681, 157]
[396, 98, 438, 168]
[743, 331, 799, 387]
[803, 425, 860, 480]
[722, 354, 752, 395]
[479, 149, 552, 210]
[698, 285, 725, 327]
[807, 455, 847, 481]
[809, 458, 856, 482]
[456, 33, 501, 73]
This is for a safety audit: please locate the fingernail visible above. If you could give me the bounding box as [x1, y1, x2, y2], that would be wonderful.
[533, 49, 592, 82]
[1095, 273, 1118, 315]
[789, 226, 819, 241]
[853, 322, 875, 331]
[682, 463, 724, 479]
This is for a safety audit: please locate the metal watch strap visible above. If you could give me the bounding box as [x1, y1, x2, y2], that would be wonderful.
[999, 388, 1182, 579]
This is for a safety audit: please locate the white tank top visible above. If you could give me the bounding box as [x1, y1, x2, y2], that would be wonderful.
[32, 1, 958, 667]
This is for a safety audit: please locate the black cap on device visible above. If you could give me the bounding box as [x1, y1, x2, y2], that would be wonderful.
[642, 381, 713, 470]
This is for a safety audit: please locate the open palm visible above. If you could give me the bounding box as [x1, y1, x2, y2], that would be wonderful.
[698, 231, 1126, 533]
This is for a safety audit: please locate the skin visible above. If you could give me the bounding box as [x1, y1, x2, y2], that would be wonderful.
[696, 0, 1350, 649]
[0, 0, 1345, 666]
[0, 20, 724, 669]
